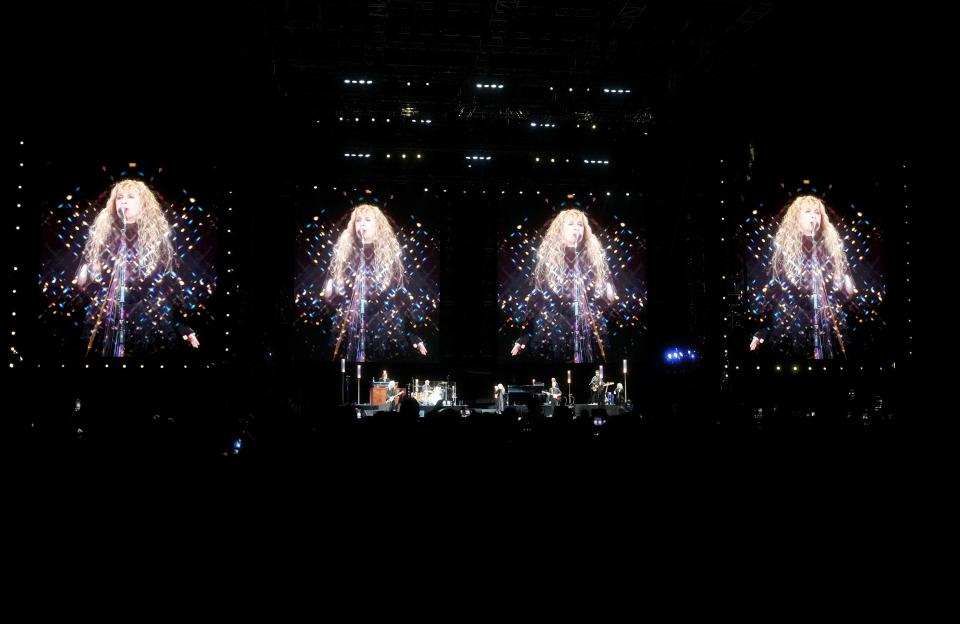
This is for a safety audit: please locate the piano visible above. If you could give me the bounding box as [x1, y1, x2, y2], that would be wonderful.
[506, 383, 545, 406]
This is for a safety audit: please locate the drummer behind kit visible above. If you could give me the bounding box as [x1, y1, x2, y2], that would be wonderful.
[411, 379, 458, 406]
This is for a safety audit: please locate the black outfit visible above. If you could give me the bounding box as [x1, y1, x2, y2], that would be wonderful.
[548, 383, 561, 406]
[753, 235, 854, 360]
[494, 387, 505, 414]
[589, 374, 602, 404]
[332, 244, 424, 361]
[80, 225, 193, 358]
[511, 246, 609, 363]
[383, 385, 398, 412]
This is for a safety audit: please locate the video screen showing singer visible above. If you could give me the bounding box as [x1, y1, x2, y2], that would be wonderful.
[40, 176, 216, 359]
[499, 196, 646, 363]
[296, 196, 439, 362]
[745, 194, 885, 360]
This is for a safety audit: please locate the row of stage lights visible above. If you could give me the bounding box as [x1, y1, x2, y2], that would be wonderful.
[320, 186, 632, 198]
[336, 357, 886, 376]
[9, 141, 24, 369]
[24, 360, 890, 375]
[334, 115, 650, 136]
[344, 152, 423, 159]
[664, 348, 698, 363]
[340, 151, 612, 165]
[336, 117, 432, 124]
[344, 79, 634, 93]
[30, 363, 220, 369]
[546, 86, 631, 94]
[334, 116, 644, 133]
[719, 157, 730, 382]
[346, 79, 436, 87]
[740, 365, 891, 373]
[223, 187, 237, 361]
[658, 356, 896, 375]
[902, 161, 912, 359]
[491, 84, 633, 94]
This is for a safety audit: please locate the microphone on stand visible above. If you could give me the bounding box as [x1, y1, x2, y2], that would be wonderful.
[113, 205, 130, 357]
[572, 230, 584, 363]
[357, 228, 367, 361]
[809, 231, 827, 359]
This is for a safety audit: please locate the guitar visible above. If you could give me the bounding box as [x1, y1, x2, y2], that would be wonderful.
[590, 381, 615, 391]
[541, 389, 562, 402]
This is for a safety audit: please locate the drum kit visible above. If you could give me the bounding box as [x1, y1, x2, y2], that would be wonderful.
[412, 379, 457, 406]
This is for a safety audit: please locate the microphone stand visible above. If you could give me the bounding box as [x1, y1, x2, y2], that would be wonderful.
[356, 232, 367, 362]
[113, 216, 129, 357]
[809, 229, 830, 360]
[572, 238, 583, 364]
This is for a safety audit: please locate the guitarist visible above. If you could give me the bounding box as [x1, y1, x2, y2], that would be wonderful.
[548, 378, 562, 406]
[589, 369, 602, 404]
[383, 380, 405, 412]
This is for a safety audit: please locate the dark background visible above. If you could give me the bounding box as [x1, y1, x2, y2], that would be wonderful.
[3, 2, 927, 461]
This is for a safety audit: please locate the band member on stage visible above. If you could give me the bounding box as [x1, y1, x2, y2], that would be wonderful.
[383, 380, 400, 412]
[494, 383, 506, 414]
[548, 378, 562, 406]
[589, 369, 602, 404]
[613, 382, 624, 406]
[381, 370, 389, 382]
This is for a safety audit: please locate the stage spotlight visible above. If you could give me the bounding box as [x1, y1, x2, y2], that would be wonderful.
[663, 347, 699, 364]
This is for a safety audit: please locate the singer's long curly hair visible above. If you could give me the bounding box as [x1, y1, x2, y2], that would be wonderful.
[770, 195, 849, 287]
[327, 203, 404, 293]
[81, 179, 173, 281]
[534, 208, 611, 295]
